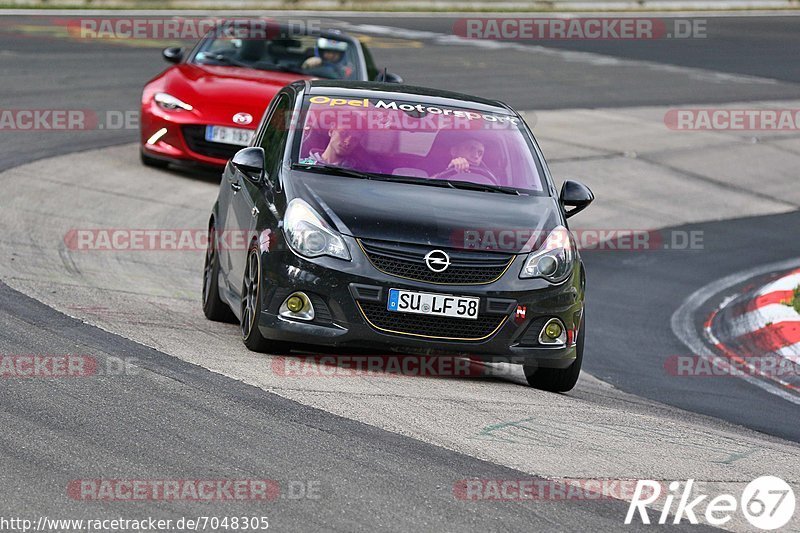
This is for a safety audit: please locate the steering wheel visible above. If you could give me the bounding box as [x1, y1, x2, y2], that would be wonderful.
[437, 165, 500, 185]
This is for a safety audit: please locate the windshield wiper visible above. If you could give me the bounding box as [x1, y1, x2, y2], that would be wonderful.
[375, 175, 451, 188]
[292, 163, 382, 181]
[292, 164, 520, 194]
[294, 164, 458, 188]
[443, 179, 521, 195]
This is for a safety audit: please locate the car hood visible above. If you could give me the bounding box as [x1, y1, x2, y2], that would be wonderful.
[157, 64, 311, 126]
[286, 172, 562, 255]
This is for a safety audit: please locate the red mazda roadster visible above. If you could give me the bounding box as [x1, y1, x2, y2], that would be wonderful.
[140, 20, 401, 169]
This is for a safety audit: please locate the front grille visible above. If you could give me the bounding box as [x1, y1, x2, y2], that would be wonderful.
[359, 239, 514, 285]
[358, 301, 507, 341]
[182, 125, 243, 161]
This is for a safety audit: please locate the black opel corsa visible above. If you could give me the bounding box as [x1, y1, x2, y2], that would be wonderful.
[203, 80, 594, 391]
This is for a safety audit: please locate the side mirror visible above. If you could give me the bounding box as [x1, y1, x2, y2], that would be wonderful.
[162, 47, 184, 64]
[374, 71, 403, 84]
[560, 180, 594, 218]
[231, 147, 265, 183]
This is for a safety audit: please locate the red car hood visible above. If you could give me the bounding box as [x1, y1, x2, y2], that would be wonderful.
[161, 64, 312, 127]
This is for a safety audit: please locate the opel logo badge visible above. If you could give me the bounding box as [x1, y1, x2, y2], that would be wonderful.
[424, 249, 451, 273]
[232, 112, 253, 125]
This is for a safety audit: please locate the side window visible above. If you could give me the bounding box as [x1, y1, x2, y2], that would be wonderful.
[259, 94, 292, 186]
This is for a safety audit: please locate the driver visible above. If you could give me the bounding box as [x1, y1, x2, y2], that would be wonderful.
[301, 37, 351, 79]
[439, 138, 487, 175]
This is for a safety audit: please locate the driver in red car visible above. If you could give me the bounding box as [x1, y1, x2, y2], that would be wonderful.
[301, 37, 353, 79]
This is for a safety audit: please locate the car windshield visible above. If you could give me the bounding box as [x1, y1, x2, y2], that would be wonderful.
[191, 26, 359, 80]
[293, 95, 546, 195]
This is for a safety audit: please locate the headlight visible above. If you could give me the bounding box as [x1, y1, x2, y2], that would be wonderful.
[519, 225, 575, 282]
[154, 92, 193, 111]
[283, 199, 351, 261]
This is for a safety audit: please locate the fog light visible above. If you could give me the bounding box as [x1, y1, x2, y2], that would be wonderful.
[545, 322, 563, 339]
[538, 318, 567, 345]
[286, 295, 304, 313]
[279, 292, 315, 321]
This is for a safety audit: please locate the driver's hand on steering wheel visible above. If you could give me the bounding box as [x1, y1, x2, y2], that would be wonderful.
[302, 57, 322, 69]
[447, 157, 470, 173]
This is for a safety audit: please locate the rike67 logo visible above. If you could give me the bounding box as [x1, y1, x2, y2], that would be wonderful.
[626, 477, 795, 530]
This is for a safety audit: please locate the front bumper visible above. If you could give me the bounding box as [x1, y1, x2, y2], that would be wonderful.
[140, 103, 252, 168]
[255, 235, 584, 368]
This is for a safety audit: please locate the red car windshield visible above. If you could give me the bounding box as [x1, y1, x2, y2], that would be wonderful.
[294, 95, 546, 194]
[192, 28, 358, 80]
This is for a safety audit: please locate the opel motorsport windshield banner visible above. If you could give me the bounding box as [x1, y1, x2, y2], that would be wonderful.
[298, 95, 523, 133]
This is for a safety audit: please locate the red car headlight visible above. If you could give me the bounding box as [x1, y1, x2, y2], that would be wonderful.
[154, 92, 193, 111]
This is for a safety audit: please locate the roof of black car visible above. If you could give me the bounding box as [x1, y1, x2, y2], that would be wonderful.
[304, 80, 516, 116]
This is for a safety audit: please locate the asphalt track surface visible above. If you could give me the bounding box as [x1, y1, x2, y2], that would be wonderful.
[3, 284, 673, 531]
[334, 14, 800, 84]
[1, 12, 800, 531]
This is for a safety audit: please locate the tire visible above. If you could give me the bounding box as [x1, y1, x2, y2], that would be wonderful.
[524, 313, 585, 392]
[240, 243, 290, 353]
[202, 223, 236, 323]
[140, 149, 169, 169]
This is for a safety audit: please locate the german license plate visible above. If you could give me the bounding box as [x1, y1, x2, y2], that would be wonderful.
[387, 289, 478, 320]
[204, 125, 252, 146]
